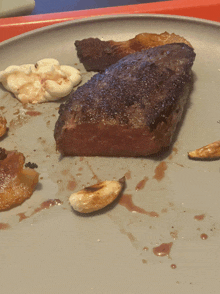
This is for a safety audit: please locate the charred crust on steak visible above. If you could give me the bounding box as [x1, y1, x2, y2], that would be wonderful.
[75, 38, 120, 72]
[55, 43, 195, 157]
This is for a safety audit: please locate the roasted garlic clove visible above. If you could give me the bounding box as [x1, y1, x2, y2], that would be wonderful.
[69, 177, 125, 213]
[188, 140, 220, 159]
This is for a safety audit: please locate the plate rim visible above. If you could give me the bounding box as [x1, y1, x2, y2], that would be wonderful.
[1, 13, 220, 47]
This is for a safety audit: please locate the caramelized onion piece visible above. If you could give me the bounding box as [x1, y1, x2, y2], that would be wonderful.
[0, 151, 39, 211]
[115, 31, 193, 53]
[188, 140, 220, 160]
[0, 115, 7, 137]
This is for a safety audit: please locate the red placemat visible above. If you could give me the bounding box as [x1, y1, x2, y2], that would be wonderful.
[0, 0, 220, 42]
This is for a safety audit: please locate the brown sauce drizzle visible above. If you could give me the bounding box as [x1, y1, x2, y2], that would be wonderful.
[67, 177, 77, 191]
[17, 199, 63, 222]
[119, 194, 159, 217]
[153, 161, 167, 181]
[135, 176, 149, 191]
[9, 115, 29, 129]
[119, 228, 138, 248]
[25, 111, 42, 116]
[170, 230, 178, 240]
[173, 147, 178, 154]
[23, 104, 34, 110]
[143, 246, 149, 251]
[61, 169, 69, 176]
[200, 233, 208, 240]
[13, 109, 20, 115]
[153, 242, 173, 257]
[194, 214, 205, 221]
[124, 170, 131, 180]
[168, 147, 178, 160]
[85, 160, 101, 182]
[175, 163, 184, 168]
[126, 232, 137, 242]
[0, 223, 10, 230]
[32, 199, 62, 215]
[17, 213, 28, 222]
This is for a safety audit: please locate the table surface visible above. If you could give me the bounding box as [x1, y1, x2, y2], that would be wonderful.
[31, 0, 168, 15]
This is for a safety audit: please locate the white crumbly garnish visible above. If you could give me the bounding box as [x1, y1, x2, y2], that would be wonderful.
[0, 58, 82, 103]
[69, 177, 125, 213]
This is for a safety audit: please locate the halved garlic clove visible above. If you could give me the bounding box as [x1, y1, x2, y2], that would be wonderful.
[188, 140, 220, 159]
[69, 177, 125, 213]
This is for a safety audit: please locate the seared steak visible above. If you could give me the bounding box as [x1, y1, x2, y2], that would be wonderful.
[54, 43, 195, 157]
[75, 32, 192, 72]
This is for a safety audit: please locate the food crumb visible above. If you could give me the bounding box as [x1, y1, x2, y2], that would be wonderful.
[200, 233, 208, 240]
[25, 162, 38, 169]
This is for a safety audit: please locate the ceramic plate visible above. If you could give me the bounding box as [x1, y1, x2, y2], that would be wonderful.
[0, 14, 220, 294]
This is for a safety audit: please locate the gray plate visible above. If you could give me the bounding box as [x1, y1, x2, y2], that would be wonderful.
[0, 14, 220, 294]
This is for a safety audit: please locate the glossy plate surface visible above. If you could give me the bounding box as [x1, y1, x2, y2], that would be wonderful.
[0, 14, 220, 294]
